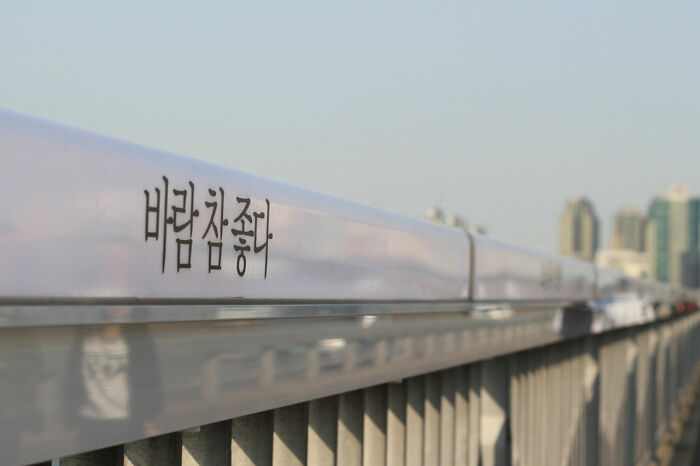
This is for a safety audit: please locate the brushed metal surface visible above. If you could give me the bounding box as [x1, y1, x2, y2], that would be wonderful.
[470, 235, 596, 302]
[0, 109, 469, 302]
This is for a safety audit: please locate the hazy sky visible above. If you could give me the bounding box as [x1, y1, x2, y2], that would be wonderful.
[2, 1, 699, 252]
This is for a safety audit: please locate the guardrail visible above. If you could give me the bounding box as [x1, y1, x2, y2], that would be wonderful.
[1, 109, 699, 465]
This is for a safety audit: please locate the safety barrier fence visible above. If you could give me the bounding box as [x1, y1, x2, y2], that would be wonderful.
[17, 309, 698, 466]
[2, 109, 700, 465]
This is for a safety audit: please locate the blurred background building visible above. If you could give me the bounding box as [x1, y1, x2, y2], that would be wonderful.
[594, 207, 650, 278]
[559, 197, 599, 261]
[646, 185, 700, 285]
[682, 251, 700, 288]
[445, 214, 467, 231]
[581, 185, 700, 287]
[426, 205, 445, 224]
[427, 206, 488, 235]
[612, 208, 646, 252]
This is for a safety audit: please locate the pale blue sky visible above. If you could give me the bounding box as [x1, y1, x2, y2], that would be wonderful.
[2, 1, 699, 251]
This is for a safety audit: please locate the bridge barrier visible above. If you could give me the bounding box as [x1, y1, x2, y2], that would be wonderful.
[36, 311, 699, 466]
[1, 109, 699, 465]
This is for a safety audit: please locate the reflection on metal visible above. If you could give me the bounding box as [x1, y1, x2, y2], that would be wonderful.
[2, 110, 700, 465]
[470, 235, 596, 302]
[596, 267, 628, 301]
[5, 308, 697, 466]
[0, 109, 469, 302]
[3, 300, 698, 465]
[0, 303, 582, 464]
[591, 299, 656, 333]
[4, 108, 700, 308]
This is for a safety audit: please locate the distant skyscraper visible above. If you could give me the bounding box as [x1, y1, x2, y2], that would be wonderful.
[682, 251, 700, 289]
[559, 197, 599, 261]
[690, 198, 700, 252]
[647, 185, 700, 284]
[612, 208, 646, 252]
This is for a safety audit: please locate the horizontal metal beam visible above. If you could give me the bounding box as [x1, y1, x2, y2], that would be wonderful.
[2, 109, 696, 307]
[0, 109, 470, 302]
[470, 235, 595, 302]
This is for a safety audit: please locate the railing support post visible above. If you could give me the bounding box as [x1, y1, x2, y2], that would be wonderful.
[480, 357, 509, 466]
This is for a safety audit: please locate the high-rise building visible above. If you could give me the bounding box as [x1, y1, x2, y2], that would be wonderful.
[612, 208, 646, 252]
[690, 198, 700, 252]
[559, 197, 599, 261]
[682, 251, 700, 289]
[647, 186, 700, 284]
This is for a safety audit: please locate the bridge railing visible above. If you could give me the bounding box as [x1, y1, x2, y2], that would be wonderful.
[1, 109, 699, 466]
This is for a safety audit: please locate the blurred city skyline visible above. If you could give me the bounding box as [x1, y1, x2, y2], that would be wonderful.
[2, 2, 700, 252]
[558, 185, 700, 287]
